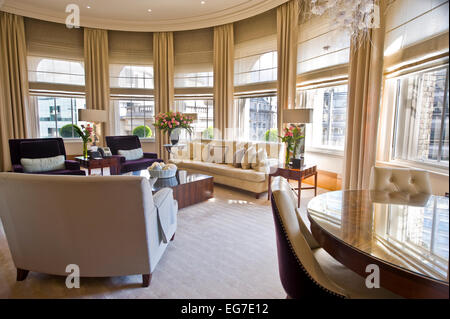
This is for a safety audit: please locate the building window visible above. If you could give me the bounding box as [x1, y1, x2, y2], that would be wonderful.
[110, 65, 154, 89]
[174, 99, 214, 138]
[174, 72, 213, 88]
[36, 96, 86, 138]
[235, 95, 277, 141]
[28, 57, 85, 86]
[392, 66, 449, 166]
[234, 51, 277, 86]
[297, 84, 348, 150]
[113, 99, 155, 138]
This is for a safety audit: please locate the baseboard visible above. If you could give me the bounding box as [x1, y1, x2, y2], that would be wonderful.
[303, 170, 342, 191]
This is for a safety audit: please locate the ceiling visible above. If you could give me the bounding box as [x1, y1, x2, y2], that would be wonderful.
[0, 0, 288, 31]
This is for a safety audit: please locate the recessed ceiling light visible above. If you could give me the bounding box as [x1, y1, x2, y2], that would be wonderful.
[201, 1, 206, 4]
[148, 9, 152, 12]
[86, 5, 91, 9]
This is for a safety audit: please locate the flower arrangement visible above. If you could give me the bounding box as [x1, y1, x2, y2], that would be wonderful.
[154, 111, 194, 134]
[73, 124, 93, 158]
[280, 125, 304, 167]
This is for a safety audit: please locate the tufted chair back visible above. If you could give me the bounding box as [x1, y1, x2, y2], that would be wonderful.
[369, 166, 432, 194]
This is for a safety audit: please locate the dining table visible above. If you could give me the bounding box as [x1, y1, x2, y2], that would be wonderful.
[307, 190, 449, 299]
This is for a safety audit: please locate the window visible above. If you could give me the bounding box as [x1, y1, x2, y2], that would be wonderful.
[110, 64, 154, 89]
[37, 96, 86, 138]
[174, 99, 214, 138]
[392, 66, 449, 167]
[235, 51, 277, 86]
[235, 95, 277, 141]
[297, 85, 348, 150]
[174, 72, 213, 88]
[113, 99, 155, 138]
[28, 57, 85, 85]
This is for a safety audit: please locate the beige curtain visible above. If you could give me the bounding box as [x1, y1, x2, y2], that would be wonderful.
[0, 12, 29, 172]
[343, 1, 387, 190]
[153, 32, 174, 162]
[277, 0, 299, 134]
[84, 28, 110, 144]
[213, 24, 234, 140]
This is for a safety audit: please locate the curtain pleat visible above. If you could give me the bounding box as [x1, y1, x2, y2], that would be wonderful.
[153, 32, 174, 162]
[0, 12, 29, 172]
[343, 1, 387, 190]
[84, 28, 110, 144]
[213, 24, 234, 139]
[276, 0, 299, 135]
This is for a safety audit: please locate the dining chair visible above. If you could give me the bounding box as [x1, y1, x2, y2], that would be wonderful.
[369, 166, 432, 194]
[270, 176, 400, 299]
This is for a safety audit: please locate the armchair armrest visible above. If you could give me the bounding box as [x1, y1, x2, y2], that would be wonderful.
[12, 164, 24, 173]
[65, 160, 81, 171]
[112, 155, 126, 163]
[153, 188, 176, 209]
[143, 152, 158, 159]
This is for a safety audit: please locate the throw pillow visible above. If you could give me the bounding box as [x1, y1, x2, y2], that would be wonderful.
[118, 148, 144, 161]
[211, 145, 228, 164]
[251, 148, 268, 171]
[21, 155, 65, 173]
[233, 148, 245, 168]
[241, 146, 256, 169]
[202, 144, 213, 162]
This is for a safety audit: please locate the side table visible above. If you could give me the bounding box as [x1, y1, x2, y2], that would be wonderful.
[268, 164, 317, 208]
[75, 156, 120, 176]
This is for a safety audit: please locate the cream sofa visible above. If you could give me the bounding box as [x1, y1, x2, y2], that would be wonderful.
[0, 173, 177, 287]
[170, 140, 283, 198]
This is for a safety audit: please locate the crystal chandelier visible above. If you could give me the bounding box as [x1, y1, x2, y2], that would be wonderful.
[302, 0, 381, 44]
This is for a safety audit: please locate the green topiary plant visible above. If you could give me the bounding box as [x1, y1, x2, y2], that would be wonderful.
[60, 124, 81, 138]
[133, 125, 153, 138]
[202, 126, 214, 139]
[264, 128, 278, 142]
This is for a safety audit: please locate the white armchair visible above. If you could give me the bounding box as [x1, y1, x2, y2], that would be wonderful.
[369, 166, 432, 194]
[0, 173, 177, 287]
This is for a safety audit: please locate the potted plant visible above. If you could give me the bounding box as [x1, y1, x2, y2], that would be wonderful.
[73, 124, 93, 158]
[154, 111, 194, 145]
[280, 125, 304, 168]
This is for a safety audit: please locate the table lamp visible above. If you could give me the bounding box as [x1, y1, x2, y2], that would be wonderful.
[78, 109, 107, 146]
[282, 108, 313, 168]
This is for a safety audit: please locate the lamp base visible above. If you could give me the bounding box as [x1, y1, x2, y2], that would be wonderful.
[289, 157, 304, 169]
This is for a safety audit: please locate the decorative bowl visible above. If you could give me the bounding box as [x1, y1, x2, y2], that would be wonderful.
[148, 162, 177, 179]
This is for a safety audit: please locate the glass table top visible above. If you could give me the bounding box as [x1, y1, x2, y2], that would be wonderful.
[136, 169, 212, 192]
[307, 190, 449, 283]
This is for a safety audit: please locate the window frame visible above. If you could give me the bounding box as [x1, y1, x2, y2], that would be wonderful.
[296, 81, 348, 155]
[173, 96, 214, 140]
[390, 64, 449, 169]
[234, 50, 278, 86]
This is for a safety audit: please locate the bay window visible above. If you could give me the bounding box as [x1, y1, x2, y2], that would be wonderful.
[391, 66, 449, 167]
[297, 84, 348, 151]
[112, 99, 155, 138]
[110, 64, 154, 89]
[174, 98, 214, 138]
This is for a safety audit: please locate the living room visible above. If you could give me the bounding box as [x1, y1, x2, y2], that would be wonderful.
[0, 0, 449, 307]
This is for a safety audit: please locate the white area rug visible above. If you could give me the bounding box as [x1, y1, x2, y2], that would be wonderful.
[0, 184, 320, 299]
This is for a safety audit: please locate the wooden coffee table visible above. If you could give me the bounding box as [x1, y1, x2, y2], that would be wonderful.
[75, 156, 120, 175]
[139, 170, 214, 209]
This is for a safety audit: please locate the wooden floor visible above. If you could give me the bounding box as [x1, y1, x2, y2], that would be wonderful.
[303, 169, 341, 191]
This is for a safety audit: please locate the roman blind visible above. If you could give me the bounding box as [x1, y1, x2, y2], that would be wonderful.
[173, 28, 214, 88]
[108, 30, 153, 64]
[297, 14, 350, 78]
[384, 0, 449, 71]
[234, 9, 277, 88]
[24, 18, 84, 60]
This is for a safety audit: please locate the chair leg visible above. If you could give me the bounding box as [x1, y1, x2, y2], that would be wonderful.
[255, 193, 260, 199]
[17, 268, 29, 281]
[170, 233, 175, 241]
[142, 274, 152, 287]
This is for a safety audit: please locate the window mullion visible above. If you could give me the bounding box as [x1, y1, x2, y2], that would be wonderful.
[437, 67, 449, 162]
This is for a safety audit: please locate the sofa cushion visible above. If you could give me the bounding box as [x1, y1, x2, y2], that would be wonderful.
[21, 155, 66, 173]
[233, 148, 245, 168]
[176, 160, 266, 183]
[118, 148, 144, 161]
[241, 146, 256, 169]
[251, 148, 268, 171]
[121, 158, 155, 172]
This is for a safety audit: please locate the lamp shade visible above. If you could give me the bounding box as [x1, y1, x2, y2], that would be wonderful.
[282, 109, 313, 124]
[78, 109, 107, 123]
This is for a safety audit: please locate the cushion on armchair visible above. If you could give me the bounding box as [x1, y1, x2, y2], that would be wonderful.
[19, 140, 62, 159]
[118, 148, 144, 161]
[20, 155, 66, 173]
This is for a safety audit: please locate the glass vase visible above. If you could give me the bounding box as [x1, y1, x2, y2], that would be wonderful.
[83, 141, 88, 158]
